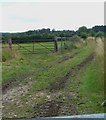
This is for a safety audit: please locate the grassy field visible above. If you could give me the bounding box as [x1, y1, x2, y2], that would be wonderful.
[2, 38, 104, 118]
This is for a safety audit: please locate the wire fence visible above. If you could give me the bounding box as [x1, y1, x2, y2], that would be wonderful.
[2, 37, 75, 54]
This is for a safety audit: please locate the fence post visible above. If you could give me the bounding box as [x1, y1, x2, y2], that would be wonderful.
[33, 40, 34, 53]
[8, 38, 12, 50]
[54, 36, 58, 52]
[61, 37, 63, 52]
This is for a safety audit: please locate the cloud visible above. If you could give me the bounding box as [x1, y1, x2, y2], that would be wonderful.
[0, 0, 105, 2]
[1, 2, 104, 32]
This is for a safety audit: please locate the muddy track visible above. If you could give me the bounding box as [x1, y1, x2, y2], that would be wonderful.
[3, 50, 81, 93]
[49, 53, 94, 91]
[3, 52, 95, 118]
[33, 100, 62, 117]
[58, 51, 81, 64]
[33, 96, 78, 117]
[32, 53, 94, 117]
[47, 50, 81, 69]
[2, 71, 36, 93]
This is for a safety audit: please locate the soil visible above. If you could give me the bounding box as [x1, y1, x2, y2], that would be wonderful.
[49, 53, 94, 91]
[2, 52, 95, 118]
[33, 100, 62, 117]
[2, 70, 36, 94]
[2, 50, 81, 93]
[58, 51, 81, 64]
[32, 53, 94, 117]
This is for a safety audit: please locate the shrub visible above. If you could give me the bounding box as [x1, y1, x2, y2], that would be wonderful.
[96, 31, 104, 38]
[63, 35, 84, 50]
[79, 32, 88, 39]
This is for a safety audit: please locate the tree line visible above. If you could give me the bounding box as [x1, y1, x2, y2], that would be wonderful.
[2, 25, 105, 43]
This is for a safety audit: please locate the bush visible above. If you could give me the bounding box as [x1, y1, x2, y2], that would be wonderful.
[69, 35, 81, 42]
[63, 35, 84, 50]
[79, 32, 88, 39]
[95, 31, 104, 38]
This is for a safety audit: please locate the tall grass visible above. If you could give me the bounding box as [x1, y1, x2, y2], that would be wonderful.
[76, 37, 104, 113]
[83, 37, 104, 93]
[95, 37, 104, 91]
[2, 45, 21, 62]
[63, 35, 85, 50]
[95, 37, 104, 63]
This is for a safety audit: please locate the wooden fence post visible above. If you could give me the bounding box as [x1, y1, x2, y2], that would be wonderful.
[8, 38, 12, 50]
[61, 37, 63, 52]
[33, 40, 34, 53]
[54, 36, 58, 52]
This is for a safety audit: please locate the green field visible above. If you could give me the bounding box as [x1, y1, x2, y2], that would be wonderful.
[2, 38, 104, 118]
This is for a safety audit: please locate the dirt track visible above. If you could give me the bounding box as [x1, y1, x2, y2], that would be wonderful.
[58, 51, 81, 64]
[32, 53, 94, 117]
[2, 50, 81, 93]
[3, 51, 95, 118]
[49, 53, 94, 91]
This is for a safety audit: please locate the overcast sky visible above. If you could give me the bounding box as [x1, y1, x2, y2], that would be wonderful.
[1, 2, 104, 32]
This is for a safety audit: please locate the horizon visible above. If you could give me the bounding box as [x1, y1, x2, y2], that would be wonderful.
[1, 24, 104, 34]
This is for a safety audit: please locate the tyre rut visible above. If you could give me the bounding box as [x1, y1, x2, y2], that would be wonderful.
[32, 53, 95, 117]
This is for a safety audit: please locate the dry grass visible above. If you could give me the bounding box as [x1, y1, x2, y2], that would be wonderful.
[74, 41, 83, 49]
[76, 37, 104, 114]
[86, 37, 95, 46]
[2, 44, 21, 62]
[95, 37, 104, 94]
[95, 37, 104, 68]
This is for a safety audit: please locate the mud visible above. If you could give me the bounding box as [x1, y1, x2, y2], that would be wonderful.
[3, 52, 95, 118]
[33, 53, 94, 117]
[3, 50, 81, 93]
[58, 51, 81, 64]
[49, 53, 94, 92]
[2, 70, 35, 93]
[33, 100, 62, 117]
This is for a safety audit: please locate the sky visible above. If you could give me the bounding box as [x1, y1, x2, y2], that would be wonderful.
[0, 2, 104, 33]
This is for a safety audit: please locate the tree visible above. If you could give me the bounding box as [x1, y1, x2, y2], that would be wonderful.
[79, 32, 88, 39]
[76, 26, 88, 39]
[77, 26, 88, 33]
[95, 31, 104, 38]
